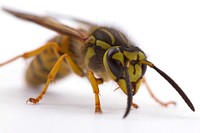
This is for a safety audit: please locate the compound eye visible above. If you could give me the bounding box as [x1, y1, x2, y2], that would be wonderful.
[106, 47, 124, 81]
[141, 64, 147, 76]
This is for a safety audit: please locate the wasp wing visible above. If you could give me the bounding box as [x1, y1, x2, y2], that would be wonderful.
[2, 7, 88, 41]
[46, 12, 96, 28]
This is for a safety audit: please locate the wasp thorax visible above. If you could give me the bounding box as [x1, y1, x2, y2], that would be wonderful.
[104, 46, 147, 95]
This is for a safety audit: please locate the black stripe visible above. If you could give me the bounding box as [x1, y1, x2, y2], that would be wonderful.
[29, 61, 47, 83]
[92, 28, 112, 44]
[47, 56, 59, 63]
[36, 55, 51, 74]
[104, 28, 127, 46]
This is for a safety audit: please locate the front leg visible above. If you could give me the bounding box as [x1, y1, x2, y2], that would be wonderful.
[132, 103, 139, 109]
[87, 71, 102, 113]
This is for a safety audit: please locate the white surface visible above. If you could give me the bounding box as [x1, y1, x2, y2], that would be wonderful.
[0, 0, 200, 133]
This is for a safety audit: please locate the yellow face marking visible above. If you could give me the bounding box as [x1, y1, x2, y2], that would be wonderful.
[96, 40, 111, 50]
[123, 51, 137, 61]
[117, 79, 128, 94]
[124, 51, 146, 61]
[123, 51, 144, 83]
[85, 47, 95, 66]
[134, 64, 142, 80]
[135, 78, 142, 94]
[100, 29, 115, 44]
[128, 65, 135, 82]
[128, 64, 142, 82]
[112, 52, 124, 66]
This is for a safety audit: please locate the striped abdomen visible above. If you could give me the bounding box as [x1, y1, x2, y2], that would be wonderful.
[25, 48, 70, 86]
[25, 35, 84, 86]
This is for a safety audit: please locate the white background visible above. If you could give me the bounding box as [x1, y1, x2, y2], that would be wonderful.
[0, 0, 200, 133]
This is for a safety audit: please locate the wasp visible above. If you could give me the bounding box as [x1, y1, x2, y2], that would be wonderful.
[1, 8, 195, 118]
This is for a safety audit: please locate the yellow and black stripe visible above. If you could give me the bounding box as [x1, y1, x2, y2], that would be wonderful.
[25, 35, 72, 86]
[25, 48, 70, 86]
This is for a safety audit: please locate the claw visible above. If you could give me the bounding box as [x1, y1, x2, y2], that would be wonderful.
[26, 98, 39, 104]
[95, 106, 102, 113]
[162, 101, 176, 107]
[132, 103, 139, 109]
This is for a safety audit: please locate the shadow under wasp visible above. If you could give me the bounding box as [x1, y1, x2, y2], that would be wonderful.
[0, 7, 195, 118]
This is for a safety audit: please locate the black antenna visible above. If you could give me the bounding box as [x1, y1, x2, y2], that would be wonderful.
[141, 60, 195, 112]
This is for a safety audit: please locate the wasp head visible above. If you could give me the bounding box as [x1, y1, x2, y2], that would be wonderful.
[104, 45, 147, 117]
[104, 45, 195, 118]
[104, 46, 147, 95]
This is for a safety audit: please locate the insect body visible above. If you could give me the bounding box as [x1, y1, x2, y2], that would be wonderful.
[1, 8, 195, 118]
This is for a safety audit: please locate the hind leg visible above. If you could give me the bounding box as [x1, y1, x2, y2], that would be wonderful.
[0, 42, 60, 66]
[143, 78, 176, 107]
[27, 53, 84, 104]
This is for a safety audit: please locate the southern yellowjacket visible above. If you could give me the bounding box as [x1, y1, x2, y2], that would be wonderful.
[0, 8, 195, 118]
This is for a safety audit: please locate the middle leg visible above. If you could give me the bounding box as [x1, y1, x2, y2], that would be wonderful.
[87, 71, 103, 113]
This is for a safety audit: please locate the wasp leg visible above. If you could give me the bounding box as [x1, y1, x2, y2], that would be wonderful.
[0, 42, 60, 67]
[113, 86, 139, 109]
[132, 103, 139, 109]
[87, 71, 102, 113]
[96, 78, 104, 84]
[143, 78, 176, 107]
[27, 53, 84, 104]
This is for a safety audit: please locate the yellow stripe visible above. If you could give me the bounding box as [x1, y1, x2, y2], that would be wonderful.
[96, 40, 111, 49]
[89, 35, 96, 44]
[100, 29, 115, 44]
[117, 79, 128, 94]
[85, 47, 96, 66]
